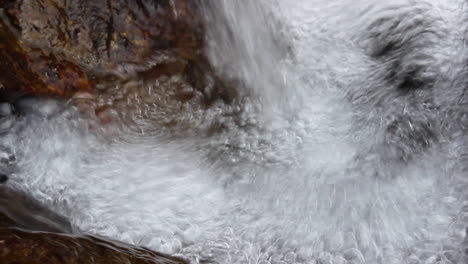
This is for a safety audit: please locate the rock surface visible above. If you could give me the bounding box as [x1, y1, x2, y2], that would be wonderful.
[0, 185, 188, 264]
[0, 0, 236, 131]
[0, 185, 73, 233]
[0, 0, 201, 97]
[0, 228, 186, 264]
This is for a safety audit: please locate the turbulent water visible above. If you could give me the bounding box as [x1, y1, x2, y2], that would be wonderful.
[3, 0, 468, 263]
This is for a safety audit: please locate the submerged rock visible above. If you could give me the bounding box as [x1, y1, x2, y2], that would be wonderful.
[0, 228, 186, 264]
[0, 186, 188, 263]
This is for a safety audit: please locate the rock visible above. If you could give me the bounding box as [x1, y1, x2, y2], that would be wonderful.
[0, 17, 91, 99]
[0, 214, 17, 229]
[0, 0, 202, 97]
[6, 0, 202, 71]
[0, 175, 7, 184]
[0, 0, 237, 132]
[0, 1, 217, 263]
[0, 228, 186, 264]
[0, 185, 73, 233]
[0, 187, 188, 263]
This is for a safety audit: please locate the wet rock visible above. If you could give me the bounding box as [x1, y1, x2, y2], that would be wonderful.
[0, 187, 187, 263]
[6, 0, 202, 72]
[0, 213, 17, 229]
[0, 17, 91, 98]
[0, 0, 237, 132]
[0, 185, 73, 233]
[0, 228, 186, 264]
[0, 1, 213, 263]
[0, 0, 202, 97]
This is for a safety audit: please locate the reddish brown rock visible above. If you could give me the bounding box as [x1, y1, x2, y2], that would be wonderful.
[0, 228, 186, 264]
[0, 15, 91, 98]
[0, 0, 203, 98]
[5, 0, 202, 71]
[0, 0, 237, 132]
[0, 1, 225, 263]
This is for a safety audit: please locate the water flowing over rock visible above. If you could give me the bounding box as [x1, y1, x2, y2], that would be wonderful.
[0, 228, 186, 264]
[0, 1, 206, 263]
[0, 185, 187, 263]
[0, 185, 73, 233]
[2, 0, 468, 263]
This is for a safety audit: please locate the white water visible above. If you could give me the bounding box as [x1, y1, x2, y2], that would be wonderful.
[3, 0, 468, 263]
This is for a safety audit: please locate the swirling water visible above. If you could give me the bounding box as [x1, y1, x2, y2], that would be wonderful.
[3, 0, 468, 263]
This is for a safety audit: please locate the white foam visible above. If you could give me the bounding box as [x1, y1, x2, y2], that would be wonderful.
[3, 0, 468, 263]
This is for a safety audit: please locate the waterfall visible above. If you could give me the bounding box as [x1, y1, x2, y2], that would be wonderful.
[3, 0, 468, 263]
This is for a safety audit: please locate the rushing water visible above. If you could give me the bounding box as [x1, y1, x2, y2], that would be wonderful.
[3, 0, 468, 263]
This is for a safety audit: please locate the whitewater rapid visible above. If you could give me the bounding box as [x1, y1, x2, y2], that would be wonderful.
[3, 0, 468, 263]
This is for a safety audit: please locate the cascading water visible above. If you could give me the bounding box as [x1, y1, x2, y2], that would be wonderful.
[2, 0, 468, 263]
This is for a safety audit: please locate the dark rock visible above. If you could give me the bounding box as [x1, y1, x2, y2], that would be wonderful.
[0, 174, 7, 184]
[0, 228, 187, 264]
[0, 185, 73, 233]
